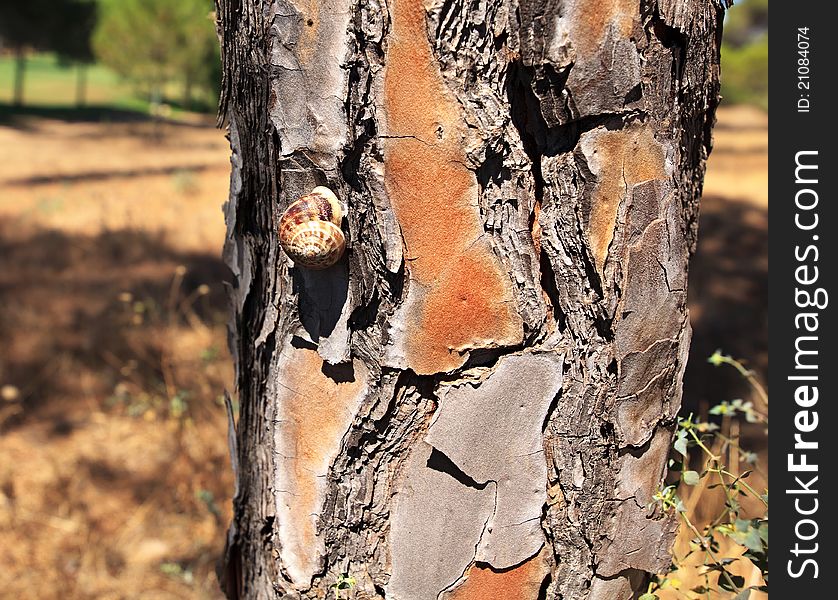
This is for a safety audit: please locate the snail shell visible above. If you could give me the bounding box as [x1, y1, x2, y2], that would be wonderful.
[278, 186, 346, 269]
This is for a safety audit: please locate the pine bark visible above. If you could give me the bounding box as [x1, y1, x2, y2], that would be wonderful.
[215, 0, 725, 598]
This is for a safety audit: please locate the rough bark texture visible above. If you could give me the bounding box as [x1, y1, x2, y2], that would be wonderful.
[215, 0, 724, 598]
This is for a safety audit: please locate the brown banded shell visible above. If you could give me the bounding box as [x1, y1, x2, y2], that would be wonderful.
[278, 186, 346, 269]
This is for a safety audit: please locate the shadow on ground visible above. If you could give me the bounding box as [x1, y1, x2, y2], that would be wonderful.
[0, 103, 215, 130]
[0, 223, 231, 432]
[0, 222, 233, 598]
[684, 194, 768, 411]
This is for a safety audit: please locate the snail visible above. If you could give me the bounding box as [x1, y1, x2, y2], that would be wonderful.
[278, 186, 346, 269]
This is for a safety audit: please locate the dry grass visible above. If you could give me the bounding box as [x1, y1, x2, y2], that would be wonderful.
[0, 104, 767, 598]
[0, 113, 233, 598]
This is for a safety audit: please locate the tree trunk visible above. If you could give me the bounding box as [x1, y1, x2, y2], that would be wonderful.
[183, 71, 193, 111]
[13, 47, 26, 106]
[215, 0, 724, 598]
[75, 63, 88, 108]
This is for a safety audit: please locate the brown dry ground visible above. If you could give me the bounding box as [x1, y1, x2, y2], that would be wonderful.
[0, 104, 767, 599]
[0, 113, 233, 599]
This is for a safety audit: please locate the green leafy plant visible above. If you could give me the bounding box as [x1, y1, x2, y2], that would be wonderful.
[647, 351, 768, 599]
[159, 561, 194, 584]
[331, 573, 357, 599]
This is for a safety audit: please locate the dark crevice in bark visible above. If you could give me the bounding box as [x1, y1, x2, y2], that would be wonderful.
[623, 83, 643, 105]
[541, 389, 562, 433]
[651, 15, 687, 48]
[260, 515, 276, 538]
[507, 61, 546, 200]
[340, 68, 377, 194]
[510, 61, 649, 159]
[475, 147, 510, 193]
[552, 112, 646, 156]
[537, 570, 553, 600]
[599, 420, 617, 446]
[455, 343, 527, 372]
[568, 230, 608, 337]
[348, 288, 382, 332]
[652, 20, 687, 89]
[320, 361, 357, 384]
[644, 0, 690, 92]
[702, 92, 720, 157]
[289, 335, 318, 351]
[539, 246, 564, 329]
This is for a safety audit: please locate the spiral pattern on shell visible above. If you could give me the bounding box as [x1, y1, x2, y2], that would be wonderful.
[278, 186, 346, 269]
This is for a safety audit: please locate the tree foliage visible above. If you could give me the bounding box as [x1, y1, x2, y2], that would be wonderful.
[0, 0, 95, 60]
[0, 0, 97, 105]
[0, 0, 51, 50]
[720, 0, 768, 108]
[52, 0, 98, 65]
[93, 0, 219, 106]
[723, 0, 768, 48]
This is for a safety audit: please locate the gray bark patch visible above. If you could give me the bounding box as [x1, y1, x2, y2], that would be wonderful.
[427, 352, 564, 570]
[386, 441, 496, 600]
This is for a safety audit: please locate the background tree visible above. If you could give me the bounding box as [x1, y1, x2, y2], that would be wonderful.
[720, 0, 768, 107]
[0, 0, 52, 105]
[215, 1, 725, 599]
[0, 0, 98, 106]
[50, 0, 98, 106]
[93, 0, 218, 109]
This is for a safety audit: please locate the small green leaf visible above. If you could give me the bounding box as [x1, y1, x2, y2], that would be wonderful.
[758, 521, 768, 543]
[682, 470, 700, 485]
[660, 577, 681, 589]
[708, 350, 726, 366]
[638, 594, 658, 600]
[709, 403, 729, 415]
[734, 589, 752, 600]
[674, 432, 688, 457]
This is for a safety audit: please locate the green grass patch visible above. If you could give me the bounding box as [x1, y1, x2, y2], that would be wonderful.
[0, 52, 216, 115]
[0, 52, 142, 108]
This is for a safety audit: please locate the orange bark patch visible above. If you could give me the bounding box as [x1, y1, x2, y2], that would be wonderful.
[584, 124, 668, 273]
[382, 0, 522, 374]
[445, 549, 550, 600]
[292, 0, 322, 67]
[568, 0, 638, 56]
[274, 345, 368, 585]
[411, 249, 521, 374]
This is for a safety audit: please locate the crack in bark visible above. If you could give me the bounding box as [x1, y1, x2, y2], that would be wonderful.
[436, 480, 499, 599]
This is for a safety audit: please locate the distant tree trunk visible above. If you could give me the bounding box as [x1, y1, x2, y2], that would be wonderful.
[75, 63, 88, 107]
[216, 0, 724, 599]
[12, 47, 26, 106]
[183, 72, 193, 110]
